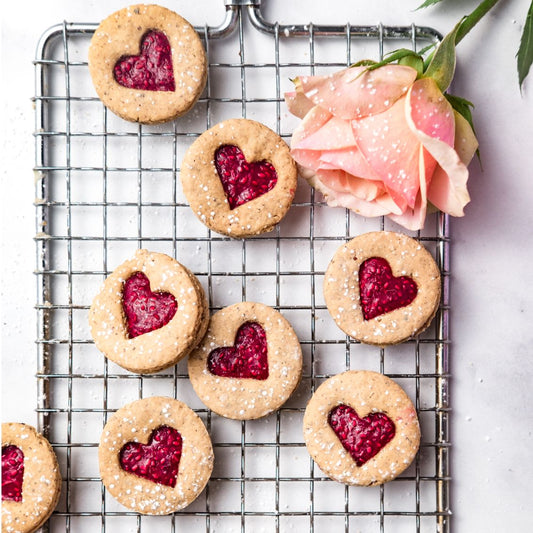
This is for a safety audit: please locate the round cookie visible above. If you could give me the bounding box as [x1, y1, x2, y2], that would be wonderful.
[88, 4, 207, 124]
[89, 249, 209, 374]
[324, 231, 441, 345]
[99, 396, 213, 515]
[2, 423, 61, 533]
[180, 119, 298, 238]
[303, 370, 420, 486]
[188, 302, 302, 420]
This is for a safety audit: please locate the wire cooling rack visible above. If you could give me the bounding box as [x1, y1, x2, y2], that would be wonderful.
[33, 2, 450, 532]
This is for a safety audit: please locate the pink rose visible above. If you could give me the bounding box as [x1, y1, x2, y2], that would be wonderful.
[285, 65, 478, 230]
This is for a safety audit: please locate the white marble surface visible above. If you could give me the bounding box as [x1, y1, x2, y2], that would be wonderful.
[2, 1, 533, 531]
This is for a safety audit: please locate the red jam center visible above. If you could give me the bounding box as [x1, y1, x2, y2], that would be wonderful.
[114, 30, 175, 92]
[328, 404, 395, 467]
[358, 257, 418, 320]
[122, 271, 177, 338]
[208, 321, 269, 380]
[2, 445, 24, 502]
[119, 425, 182, 487]
[214, 145, 278, 209]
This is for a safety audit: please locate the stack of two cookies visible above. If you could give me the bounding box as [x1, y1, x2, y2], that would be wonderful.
[89, 249, 209, 375]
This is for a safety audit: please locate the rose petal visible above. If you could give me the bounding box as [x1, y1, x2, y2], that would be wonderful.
[351, 95, 429, 208]
[406, 80, 474, 217]
[452, 111, 478, 166]
[284, 90, 315, 119]
[318, 169, 381, 201]
[291, 105, 360, 177]
[332, 191, 396, 217]
[290, 106, 333, 171]
[312, 175, 394, 217]
[291, 148, 323, 173]
[388, 145, 429, 230]
[408, 78, 455, 147]
[306, 169, 405, 217]
[297, 65, 418, 120]
[318, 147, 382, 182]
[382, 182, 409, 213]
[295, 115, 356, 150]
[427, 111, 478, 216]
[291, 147, 323, 173]
[291, 105, 332, 148]
[375, 192, 406, 216]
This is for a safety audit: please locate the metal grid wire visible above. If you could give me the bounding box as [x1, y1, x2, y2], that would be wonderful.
[34, 2, 450, 532]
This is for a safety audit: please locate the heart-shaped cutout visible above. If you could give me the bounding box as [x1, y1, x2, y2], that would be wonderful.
[2, 445, 24, 502]
[122, 272, 178, 338]
[114, 30, 175, 92]
[119, 425, 182, 487]
[328, 404, 395, 466]
[208, 321, 269, 380]
[359, 257, 418, 320]
[215, 145, 278, 209]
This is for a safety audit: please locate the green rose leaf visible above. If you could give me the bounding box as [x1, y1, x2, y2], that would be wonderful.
[445, 93, 480, 161]
[416, 0, 445, 9]
[517, 1, 533, 89]
[399, 53, 424, 76]
[357, 48, 424, 72]
[349, 49, 424, 82]
[352, 59, 378, 67]
[445, 93, 475, 128]
[423, 20, 462, 92]
[421, 0, 503, 89]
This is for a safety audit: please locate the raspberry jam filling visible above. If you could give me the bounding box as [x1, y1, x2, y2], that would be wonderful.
[208, 321, 269, 380]
[328, 404, 395, 467]
[2, 445, 24, 502]
[114, 30, 175, 92]
[119, 425, 182, 487]
[358, 257, 418, 320]
[122, 271, 177, 338]
[214, 145, 278, 209]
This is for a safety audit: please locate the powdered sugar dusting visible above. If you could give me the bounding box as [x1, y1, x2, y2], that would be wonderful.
[188, 302, 302, 420]
[1, 423, 61, 531]
[324, 231, 441, 346]
[303, 371, 420, 486]
[99, 397, 213, 514]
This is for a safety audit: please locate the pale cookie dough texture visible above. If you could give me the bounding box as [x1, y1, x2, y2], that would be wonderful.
[303, 371, 420, 486]
[2, 423, 62, 533]
[180, 118, 298, 237]
[324, 231, 441, 345]
[99, 396, 214, 514]
[89, 249, 209, 374]
[188, 302, 303, 419]
[88, 4, 207, 124]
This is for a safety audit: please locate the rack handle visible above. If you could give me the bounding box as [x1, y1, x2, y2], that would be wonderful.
[224, 0, 260, 4]
[244, 0, 441, 43]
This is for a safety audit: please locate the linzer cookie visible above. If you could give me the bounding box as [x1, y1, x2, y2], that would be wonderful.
[180, 119, 298, 237]
[188, 302, 302, 419]
[89, 249, 209, 373]
[2, 423, 61, 533]
[303, 371, 420, 486]
[99, 396, 213, 514]
[324, 231, 441, 345]
[88, 4, 207, 124]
